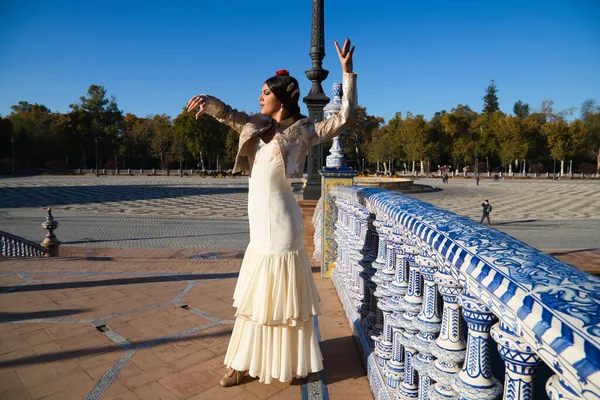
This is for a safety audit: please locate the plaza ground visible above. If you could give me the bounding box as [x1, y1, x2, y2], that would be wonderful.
[0, 176, 598, 399]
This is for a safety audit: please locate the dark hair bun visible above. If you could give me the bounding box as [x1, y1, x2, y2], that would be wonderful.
[265, 72, 305, 121]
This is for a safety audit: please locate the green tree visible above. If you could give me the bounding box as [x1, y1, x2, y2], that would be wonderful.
[427, 111, 450, 169]
[172, 107, 229, 171]
[581, 99, 600, 174]
[513, 100, 530, 118]
[397, 113, 436, 174]
[119, 113, 153, 169]
[482, 80, 500, 115]
[342, 106, 384, 170]
[471, 112, 502, 174]
[495, 115, 532, 174]
[544, 118, 586, 176]
[366, 126, 395, 172]
[0, 117, 14, 172]
[149, 114, 173, 171]
[69, 85, 123, 169]
[223, 127, 239, 167]
[7, 102, 55, 168]
[441, 105, 478, 170]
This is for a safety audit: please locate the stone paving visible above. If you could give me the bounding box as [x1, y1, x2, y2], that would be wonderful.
[1, 175, 599, 250]
[1, 175, 599, 399]
[0, 249, 372, 400]
[408, 177, 600, 250]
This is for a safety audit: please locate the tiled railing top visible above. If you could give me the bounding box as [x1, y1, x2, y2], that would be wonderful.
[332, 185, 600, 396]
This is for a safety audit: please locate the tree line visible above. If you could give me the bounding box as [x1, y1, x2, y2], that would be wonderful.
[1, 82, 599, 175]
[0, 85, 237, 173]
[357, 81, 600, 176]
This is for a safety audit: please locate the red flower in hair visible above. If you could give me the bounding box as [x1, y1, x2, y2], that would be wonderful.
[276, 69, 289, 76]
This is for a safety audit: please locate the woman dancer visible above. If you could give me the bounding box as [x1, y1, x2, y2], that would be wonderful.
[186, 38, 357, 387]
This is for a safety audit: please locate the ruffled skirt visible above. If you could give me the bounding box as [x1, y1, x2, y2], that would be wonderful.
[224, 246, 323, 383]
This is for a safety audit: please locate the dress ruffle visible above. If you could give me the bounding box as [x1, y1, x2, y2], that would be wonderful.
[233, 246, 321, 326]
[224, 317, 323, 384]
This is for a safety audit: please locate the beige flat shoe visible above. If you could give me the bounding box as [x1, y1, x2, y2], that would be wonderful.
[219, 369, 246, 387]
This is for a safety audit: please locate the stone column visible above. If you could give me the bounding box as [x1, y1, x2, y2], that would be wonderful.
[382, 227, 408, 389]
[412, 252, 442, 400]
[491, 321, 543, 400]
[428, 262, 466, 400]
[395, 236, 423, 400]
[452, 291, 502, 400]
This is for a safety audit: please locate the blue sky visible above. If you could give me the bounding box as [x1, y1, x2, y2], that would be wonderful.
[1, 0, 599, 123]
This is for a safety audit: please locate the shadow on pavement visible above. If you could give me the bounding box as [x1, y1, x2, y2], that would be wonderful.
[0, 273, 240, 293]
[0, 328, 229, 368]
[0, 309, 91, 322]
[489, 219, 538, 226]
[319, 336, 367, 385]
[63, 231, 250, 245]
[0, 185, 248, 209]
[548, 248, 600, 256]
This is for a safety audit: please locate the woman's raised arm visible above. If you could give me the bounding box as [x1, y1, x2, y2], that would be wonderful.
[314, 38, 358, 143]
[187, 94, 250, 134]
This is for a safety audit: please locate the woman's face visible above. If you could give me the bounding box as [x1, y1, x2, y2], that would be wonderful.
[259, 83, 282, 118]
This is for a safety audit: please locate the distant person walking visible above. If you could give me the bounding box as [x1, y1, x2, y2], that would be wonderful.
[480, 200, 492, 225]
[476, 174, 480, 185]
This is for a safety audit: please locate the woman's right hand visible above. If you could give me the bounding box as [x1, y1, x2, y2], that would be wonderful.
[187, 95, 208, 119]
[334, 38, 355, 74]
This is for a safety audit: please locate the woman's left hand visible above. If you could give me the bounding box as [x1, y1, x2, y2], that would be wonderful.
[334, 38, 355, 74]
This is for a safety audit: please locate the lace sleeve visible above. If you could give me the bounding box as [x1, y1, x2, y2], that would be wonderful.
[313, 72, 358, 144]
[203, 95, 250, 134]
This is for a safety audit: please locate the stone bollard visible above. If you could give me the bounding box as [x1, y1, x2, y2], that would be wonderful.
[40, 207, 60, 257]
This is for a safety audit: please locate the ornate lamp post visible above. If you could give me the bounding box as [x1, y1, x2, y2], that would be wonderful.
[303, 0, 330, 200]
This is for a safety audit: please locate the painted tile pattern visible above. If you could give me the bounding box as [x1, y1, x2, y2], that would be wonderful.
[327, 185, 600, 400]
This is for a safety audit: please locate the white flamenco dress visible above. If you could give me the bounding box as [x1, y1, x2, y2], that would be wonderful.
[223, 137, 323, 384]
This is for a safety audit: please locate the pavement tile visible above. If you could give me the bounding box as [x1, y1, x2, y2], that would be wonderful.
[244, 378, 286, 399]
[4, 324, 46, 338]
[22, 330, 54, 347]
[15, 364, 56, 388]
[27, 367, 94, 399]
[157, 372, 204, 398]
[187, 384, 257, 399]
[169, 347, 216, 371]
[120, 364, 178, 389]
[46, 359, 82, 379]
[0, 370, 27, 394]
[132, 381, 180, 400]
[102, 389, 142, 400]
[76, 350, 122, 378]
[265, 386, 301, 400]
[181, 362, 224, 390]
[0, 389, 33, 400]
[30, 340, 62, 356]
[129, 350, 167, 372]
[0, 336, 30, 354]
[108, 323, 146, 341]
[35, 380, 96, 400]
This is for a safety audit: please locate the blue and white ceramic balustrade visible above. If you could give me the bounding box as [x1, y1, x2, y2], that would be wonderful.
[412, 250, 442, 400]
[322, 185, 600, 400]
